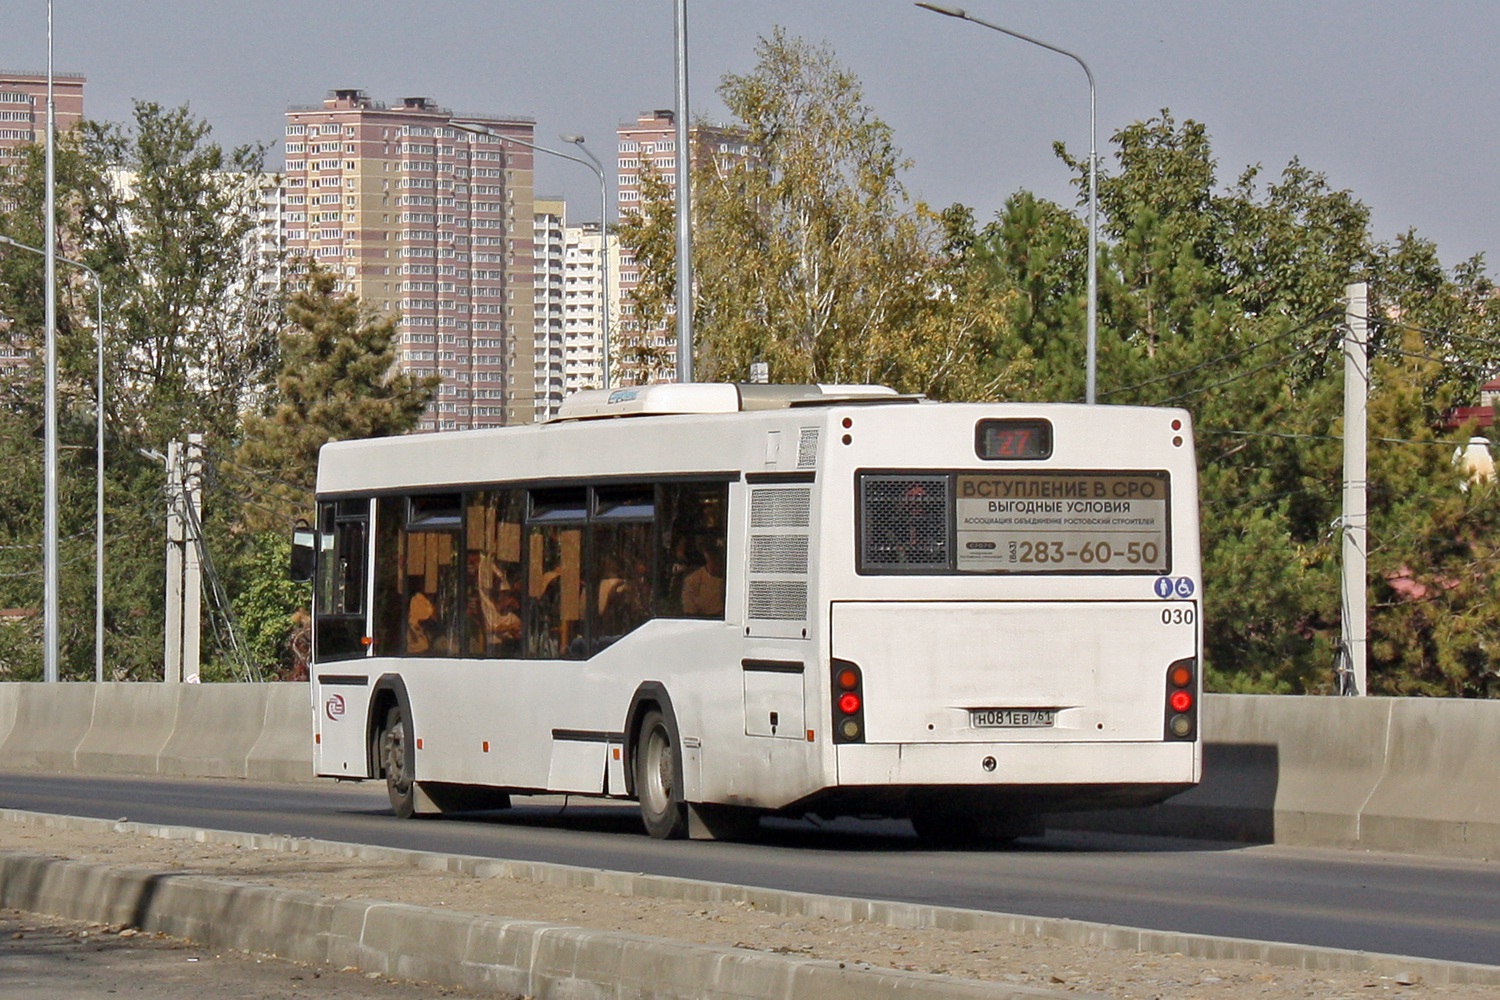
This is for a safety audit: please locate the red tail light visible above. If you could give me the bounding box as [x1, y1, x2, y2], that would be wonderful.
[1164, 657, 1198, 741]
[831, 658, 866, 744]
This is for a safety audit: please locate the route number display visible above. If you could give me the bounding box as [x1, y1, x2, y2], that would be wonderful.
[956, 471, 1170, 573]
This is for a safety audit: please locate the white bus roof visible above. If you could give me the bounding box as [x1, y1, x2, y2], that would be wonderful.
[550, 383, 915, 421]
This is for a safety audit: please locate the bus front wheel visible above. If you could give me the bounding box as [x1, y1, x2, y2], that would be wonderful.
[380, 706, 417, 819]
[634, 708, 688, 839]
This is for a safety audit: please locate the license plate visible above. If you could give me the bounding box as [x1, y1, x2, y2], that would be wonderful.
[970, 708, 1056, 729]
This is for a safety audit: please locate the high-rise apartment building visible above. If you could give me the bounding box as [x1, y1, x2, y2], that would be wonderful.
[562, 221, 612, 398]
[614, 109, 747, 385]
[0, 70, 84, 164]
[533, 197, 566, 420]
[0, 71, 85, 378]
[532, 197, 616, 420]
[281, 89, 536, 430]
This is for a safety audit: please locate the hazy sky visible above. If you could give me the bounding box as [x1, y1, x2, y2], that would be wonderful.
[6, 2, 1497, 273]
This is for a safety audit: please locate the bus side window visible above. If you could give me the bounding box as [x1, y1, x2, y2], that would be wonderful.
[657, 482, 729, 619]
[313, 499, 369, 662]
[593, 485, 655, 653]
[465, 490, 524, 658]
[371, 497, 404, 655]
[402, 494, 462, 657]
[527, 488, 587, 660]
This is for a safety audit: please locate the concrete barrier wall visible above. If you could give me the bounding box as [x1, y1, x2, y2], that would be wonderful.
[0, 682, 313, 784]
[5, 684, 1500, 860]
[1064, 693, 1500, 860]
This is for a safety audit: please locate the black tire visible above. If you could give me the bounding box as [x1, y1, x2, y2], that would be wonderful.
[634, 708, 688, 839]
[380, 705, 417, 819]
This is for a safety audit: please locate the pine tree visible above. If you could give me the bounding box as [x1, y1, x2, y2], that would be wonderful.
[234, 267, 437, 527]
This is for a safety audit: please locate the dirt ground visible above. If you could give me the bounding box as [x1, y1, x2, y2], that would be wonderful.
[2, 820, 1497, 1000]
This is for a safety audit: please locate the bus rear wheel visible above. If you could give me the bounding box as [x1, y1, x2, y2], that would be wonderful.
[380, 706, 417, 819]
[634, 708, 688, 839]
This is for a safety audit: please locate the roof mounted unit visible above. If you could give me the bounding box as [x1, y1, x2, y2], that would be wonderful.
[550, 383, 912, 422]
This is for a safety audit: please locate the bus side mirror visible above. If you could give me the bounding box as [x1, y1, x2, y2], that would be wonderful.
[290, 522, 316, 582]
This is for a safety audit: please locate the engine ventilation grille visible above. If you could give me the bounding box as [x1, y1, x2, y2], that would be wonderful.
[751, 488, 811, 528]
[750, 534, 810, 574]
[746, 486, 813, 631]
[747, 581, 809, 620]
[797, 427, 820, 469]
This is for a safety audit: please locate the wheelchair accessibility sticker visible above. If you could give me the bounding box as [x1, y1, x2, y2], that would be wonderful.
[1154, 576, 1195, 599]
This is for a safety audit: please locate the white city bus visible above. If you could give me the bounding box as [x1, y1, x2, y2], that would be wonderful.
[304, 383, 1202, 841]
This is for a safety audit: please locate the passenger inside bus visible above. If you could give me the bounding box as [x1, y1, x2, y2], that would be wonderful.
[680, 543, 725, 617]
[407, 590, 437, 653]
[593, 554, 642, 647]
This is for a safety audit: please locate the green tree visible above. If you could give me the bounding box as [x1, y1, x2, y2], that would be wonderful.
[609, 167, 680, 384]
[233, 267, 437, 527]
[222, 268, 436, 671]
[0, 102, 283, 680]
[618, 29, 1020, 398]
[980, 111, 1500, 694]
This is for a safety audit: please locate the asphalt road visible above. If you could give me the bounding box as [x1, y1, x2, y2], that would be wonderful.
[3, 770, 1499, 968]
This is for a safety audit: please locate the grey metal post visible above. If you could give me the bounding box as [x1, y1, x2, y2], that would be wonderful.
[93, 267, 103, 682]
[164, 441, 183, 684]
[182, 434, 203, 683]
[915, 3, 1098, 403]
[1341, 282, 1369, 696]
[43, 0, 59, 682]
[674, 0, 694, 383]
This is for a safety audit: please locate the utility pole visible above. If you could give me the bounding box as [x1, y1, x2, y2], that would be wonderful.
[674, 0, 693, 383]
[1340, 283, 1369, 696]
[163, 434, 204, 684]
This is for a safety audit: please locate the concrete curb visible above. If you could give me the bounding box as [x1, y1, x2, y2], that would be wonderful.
[0, 849, 1068, 1000]
[5, 808, 1500, 990]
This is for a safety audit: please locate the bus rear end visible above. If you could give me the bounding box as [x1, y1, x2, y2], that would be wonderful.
[814, 403, 1201, 836]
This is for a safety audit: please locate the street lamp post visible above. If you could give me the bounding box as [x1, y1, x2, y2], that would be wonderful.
[674, 0, 693, 384]
[44, 0, 59, 681]
[0, 234, 107, 682]
[558, 134, 612, 389]
[916, 2, 1099, 405]
[450, 121, 613, 395]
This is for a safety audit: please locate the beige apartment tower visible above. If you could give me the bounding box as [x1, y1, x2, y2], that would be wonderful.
[0, 70, 85, 377]
[0, 70, 84, 163]
[615, 109, 746, 385]
[281, 89, 537, 430]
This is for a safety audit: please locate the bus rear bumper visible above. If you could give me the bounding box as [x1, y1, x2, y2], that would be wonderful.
[835, 739, 1199, 791]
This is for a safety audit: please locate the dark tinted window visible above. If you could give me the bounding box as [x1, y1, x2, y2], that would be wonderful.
[658, 482, 729, 618]
[314, 499, 369, 662]
[465, 490, 524, 658]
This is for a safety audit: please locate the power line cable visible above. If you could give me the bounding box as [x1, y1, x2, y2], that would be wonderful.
[1099, 308, 1341, 401]
[1155, 341, 1325, 406]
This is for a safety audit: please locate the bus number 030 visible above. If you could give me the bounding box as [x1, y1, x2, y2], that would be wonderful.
[1161, 607, 1195, 626]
